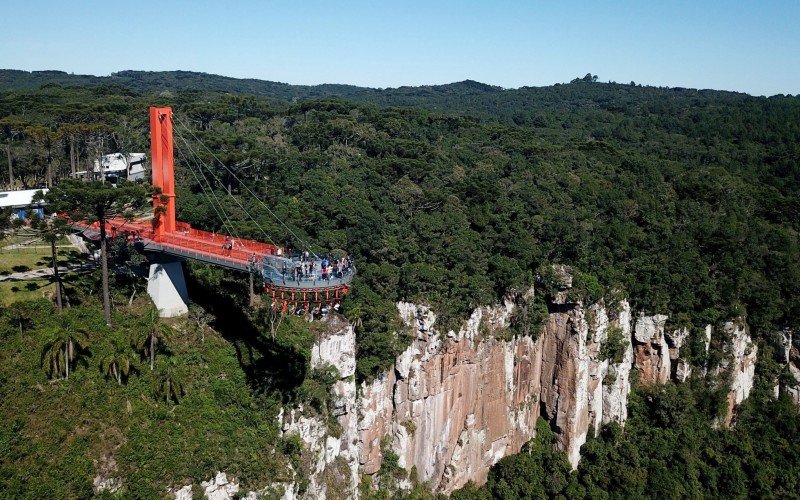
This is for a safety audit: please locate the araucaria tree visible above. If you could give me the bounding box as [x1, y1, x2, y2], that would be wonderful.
[23, 211, 71, 311]
[45, 179, 149, 325]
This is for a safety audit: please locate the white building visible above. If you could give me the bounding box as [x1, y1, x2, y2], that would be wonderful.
[75, 153, 147, 183]
[0, 189, 48, 219]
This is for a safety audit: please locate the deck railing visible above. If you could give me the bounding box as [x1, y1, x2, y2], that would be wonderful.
[74, 218, 355, 290]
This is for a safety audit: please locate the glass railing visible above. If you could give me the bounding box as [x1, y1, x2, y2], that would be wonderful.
[260, 255, 355, 288]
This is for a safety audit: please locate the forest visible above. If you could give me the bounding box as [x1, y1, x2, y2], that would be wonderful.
[1, 74, 799, 497]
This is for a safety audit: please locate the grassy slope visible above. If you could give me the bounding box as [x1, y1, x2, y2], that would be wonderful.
[0, 280, 57, 306]
[0, 298, 288, 498]
[0, 248, 75, 272]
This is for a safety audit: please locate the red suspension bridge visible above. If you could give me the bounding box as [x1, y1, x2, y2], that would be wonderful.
[77, 106, 354, 315]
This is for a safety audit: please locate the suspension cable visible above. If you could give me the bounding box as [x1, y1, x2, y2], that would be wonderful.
[175, 123, 277, 248]
[173, 119, 279, 248]
[173, 113, 318, 258]
[174, 143, 241, 241]
[174, 131, 241, 240]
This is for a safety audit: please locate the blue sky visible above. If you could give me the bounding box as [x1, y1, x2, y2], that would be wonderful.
[1, 1, 798, 96]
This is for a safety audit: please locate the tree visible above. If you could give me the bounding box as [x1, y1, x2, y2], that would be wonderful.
[154, 358, 184, 404]
[44, 179, 149, 325]
[484, 418, 582, 498]
[0, 207, 11, 238]
[0, 118, 25, 188]
[25, 126, 58, 187]
[6, 301, 33, 335]
[133, 306, 171, 370]
[24, 212, 71, 311]
[40, 317, 89, 380]
[99, 332, 138, 385]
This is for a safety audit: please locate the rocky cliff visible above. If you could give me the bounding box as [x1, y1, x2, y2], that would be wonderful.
[270, 288, 776, 499]
[779, 330, 800, 406]
[275, 291, 636, 497]
[166, 295, 785, 499]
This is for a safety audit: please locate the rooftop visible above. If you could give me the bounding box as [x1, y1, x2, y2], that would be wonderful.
[0, 189, 48, 209]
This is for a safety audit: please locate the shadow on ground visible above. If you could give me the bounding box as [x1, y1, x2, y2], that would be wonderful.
[185, 267, 309, 401]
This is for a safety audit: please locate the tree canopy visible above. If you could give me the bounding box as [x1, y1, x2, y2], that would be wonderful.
[1, 79, 798, 377]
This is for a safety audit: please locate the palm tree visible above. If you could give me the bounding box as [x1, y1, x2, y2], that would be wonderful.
[133, 307, 171, 370]
[40, 319, 89, 380]
[154, 358, 184, 404]
[99, 333, 138, 385]
[7, 302, 33, 336]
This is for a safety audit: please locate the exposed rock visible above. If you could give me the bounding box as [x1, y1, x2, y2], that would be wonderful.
[701, 324, 713, 375]
[602, 300, 633, 426]
[281, 319, 359, 499]
[248, 482, 298, 500]
[312, 317, 356, 378]
[586, 304, 610, 436]
[359, 300, 541, 493]
[778, 330, 793, 365]
[278, 290, 770, 496]
[93, 453, 122, 495]
[397, 302, 437, 337]
[549, 264, 575, 305]
[719, 321, 758, 426]
[93, 475, 122, 495]
[788, 362, 800, 406]
[667, 327, 692, 382]
[201, 472, 239, 500]
[781, 331, 800, 406]
[674, 359, 692, 383]
[171, 478, 297, 500]
[633, 314, 671, 384]
[171, 484, 193, 500]
[357, 294, 633, 493]
[538, 302, 591, 469]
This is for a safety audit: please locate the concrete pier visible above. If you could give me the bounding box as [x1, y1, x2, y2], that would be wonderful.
[147, 257, 189, 317]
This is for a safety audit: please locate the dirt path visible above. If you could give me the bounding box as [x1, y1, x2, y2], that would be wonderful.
[0, 260, 98, 282]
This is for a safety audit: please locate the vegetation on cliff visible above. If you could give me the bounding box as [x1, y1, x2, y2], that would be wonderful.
[1, 74, 799, 496]
[0, 261, 330, 496]
[452, 381, 800, 499]
[2, 78, 797, 379]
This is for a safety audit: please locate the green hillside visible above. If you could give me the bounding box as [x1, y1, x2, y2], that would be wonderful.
[1, 74, 798, 497]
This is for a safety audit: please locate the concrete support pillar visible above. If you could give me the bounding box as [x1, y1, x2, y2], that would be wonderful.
[147, 257, 189, 317]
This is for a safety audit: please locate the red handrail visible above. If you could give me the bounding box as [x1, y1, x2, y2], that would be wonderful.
[76, 217, 281, 268]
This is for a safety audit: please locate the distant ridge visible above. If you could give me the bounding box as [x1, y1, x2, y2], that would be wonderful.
[0, 69, 368, 100]
[0, 69, 782, 124]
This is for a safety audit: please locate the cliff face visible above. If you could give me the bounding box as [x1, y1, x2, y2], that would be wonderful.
[781, 331, 800, 405]
[360, 300, 544, 492]
[631, 315, 758, 426]
[719, 322, 758, 425]
[275, 292, 774, 498]
[280, 294, 634, 497]
[281, 316, 360, 500]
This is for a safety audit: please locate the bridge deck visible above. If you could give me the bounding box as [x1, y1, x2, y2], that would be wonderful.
[75, 218, 355, 290]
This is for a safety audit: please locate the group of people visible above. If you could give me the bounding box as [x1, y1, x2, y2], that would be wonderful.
[221, 235, 239, 256]
[121, 230, 144, 244]
[278, 252, 354, 282]
[289, 302, 340, 317]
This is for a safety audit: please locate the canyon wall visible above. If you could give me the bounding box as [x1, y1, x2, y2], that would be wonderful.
[278, 290, 636, 497]
[778, 330, 800, 406]
[170, 299, 789, 499]
[270, 283, 790, 499]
